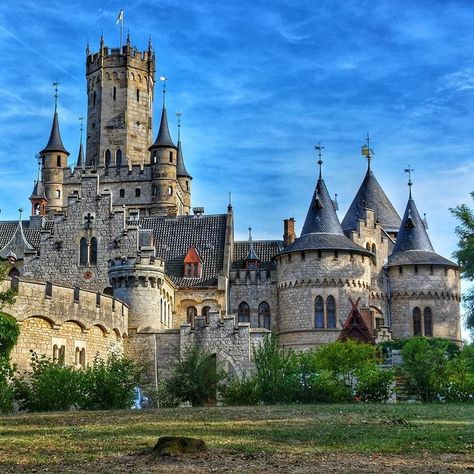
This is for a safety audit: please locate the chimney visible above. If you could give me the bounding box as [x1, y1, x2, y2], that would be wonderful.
[283, 218, 296, 247]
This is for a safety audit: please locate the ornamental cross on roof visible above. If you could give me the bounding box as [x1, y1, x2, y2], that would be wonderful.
[314, 142, 324, 178]
[404, 165, 414, 197]
[361, 132, 374, 169]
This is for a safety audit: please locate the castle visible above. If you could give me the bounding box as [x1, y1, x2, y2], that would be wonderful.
[0, 37, 461, 382]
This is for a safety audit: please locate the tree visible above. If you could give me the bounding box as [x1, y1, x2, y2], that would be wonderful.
[450, 192, 474, 332]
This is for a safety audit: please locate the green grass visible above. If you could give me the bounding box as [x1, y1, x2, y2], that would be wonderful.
[0, 404, 472, 467]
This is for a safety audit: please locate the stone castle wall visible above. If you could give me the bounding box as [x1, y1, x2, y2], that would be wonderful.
[3, 277, 128, 372]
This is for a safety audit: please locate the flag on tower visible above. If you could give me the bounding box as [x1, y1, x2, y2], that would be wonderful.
[116, 9, 124, 24]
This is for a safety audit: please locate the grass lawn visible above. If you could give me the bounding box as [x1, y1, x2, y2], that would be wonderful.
[0, 403, 472, 473]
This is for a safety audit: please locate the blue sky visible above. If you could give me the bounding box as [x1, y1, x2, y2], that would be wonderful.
[0, 1, 473, 331]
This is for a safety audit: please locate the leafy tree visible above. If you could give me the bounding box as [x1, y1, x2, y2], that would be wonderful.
[451, 192, 474, 331]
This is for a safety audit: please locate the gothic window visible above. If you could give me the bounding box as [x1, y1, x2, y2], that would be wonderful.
[119, 189, 125, 198]
[160, 299, 163, 323]
[258, 301, 271, 330]
[90, 237, 98, 266]
[238, 301, 250, 324]
[113, 86, 116, 100]
[169, 151, 173, 163]
[53, 344, 59, 362]
[79, 238, 88, 265]
[75, 347, 81, 365]
[57, 155, 61, 167]
[202, 306, 210, 325]
[105, 149, 111, 168]
[424, 307, 433, 337]
[187, 306, 197, 325]
[371, 244, 377, 265]
[315, 296, 324, 328]
[136, 89, 140, 102]
[80, 348, 86, 367]
[327, 295, 336, 328]
[413, 307, 422, 336]
[135, 188, 141, 197]
[116, 149, 122, 167]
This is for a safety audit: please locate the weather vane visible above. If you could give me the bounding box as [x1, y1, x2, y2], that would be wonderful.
[160, 76, 167, 106]
[404, 165, 414, 196]
[315, 142, 324, 177]
[177, 110, 182, 141]
[52, 82, 60, 111]
[361, 132, 374, 168]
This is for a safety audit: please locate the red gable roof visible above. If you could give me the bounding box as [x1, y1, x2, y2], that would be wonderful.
[338, 297, 376, 344]
[184, 245, 201, 264]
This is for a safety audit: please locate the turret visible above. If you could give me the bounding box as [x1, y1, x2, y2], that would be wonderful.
[85, 35, 155, 168]
[40, 86, 69, 213]
[275, 145, 372, 349]
[149, 81, 178, 216]
[386, 169, 461, 343]
[29, 158, 48, 216]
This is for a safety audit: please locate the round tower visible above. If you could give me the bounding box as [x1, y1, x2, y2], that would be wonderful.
[149, 83, 178, 216]
[108, 253, 167, 332]
[276, 152, 372, 349]
[40, 88, 70, 214]
[386, 177, 461, 343]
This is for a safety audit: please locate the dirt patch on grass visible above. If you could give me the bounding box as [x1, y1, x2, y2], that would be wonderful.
[5, 451, 473, 473]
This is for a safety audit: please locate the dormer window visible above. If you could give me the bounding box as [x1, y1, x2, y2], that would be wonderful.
[183, 246, 202, 278]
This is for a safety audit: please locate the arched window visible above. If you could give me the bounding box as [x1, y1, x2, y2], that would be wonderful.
[116, 149, 122, 167]
[136, 89, 140, 102]
[326, 296, 336, 328]
[105, 149, 111, 168]
[366, 242, 370, 251]
[258, 301, 271, 330]
[187, 306, 197, 325]
[169, 151, 173, 163]
[424, 307, 433, 337]
[90, 237, 98, 266]
[79, 238, 88, 265]
[315, 296, 324, 328]
[238, 301, 250, 323]
[371, 243, 377, 265]
[413, 307, 422, 336]
[80, 348, 86, 367]
[56, 189, 61, 199]
[168, 302, 172, 326]
[202, 306, 211, 325]
[75, 347, 81, 365]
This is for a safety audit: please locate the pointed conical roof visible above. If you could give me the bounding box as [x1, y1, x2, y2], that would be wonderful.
[40, 111, 70, 156]
[177, 140, 192, 178]
[76, 143, 84, 168]
[0, 217, 35, 260]
[29, 179, 47, 200]
[245, 229, 260, 261]
[388, 195, 457, 267]
[149, 107, 176, 150]
[279, 172, 371, 256]
[342, 167, 401, 233]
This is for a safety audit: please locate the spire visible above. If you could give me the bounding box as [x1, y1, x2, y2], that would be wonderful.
[40, 83, 70, 156]
[341, 155, 401, 233]
[29, 155, 46, 200]
[176, 111, 192, 178]
[76, 116, 85, 168]
[149, 77, 176, 150]
[361, 132, 374, 171]
[388, 176, 457, 267]
[245, 227, 260, 261]
[301, 152, 343, 236]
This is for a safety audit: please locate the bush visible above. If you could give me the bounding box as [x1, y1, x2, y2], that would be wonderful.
[401, 337, 451, 402]
[146, 380, 181, 408]
[221, 377, 260, 406]
[355, 365, 394, 402]
[13, 351, 84, 412]
[164, 345, 225, 406]
[443, 347, 474, 402]
[0, 357, 14, 413]
[0, 312, 20, 358]
[80, 355, 144, 410]
[307, 370, 351, 403]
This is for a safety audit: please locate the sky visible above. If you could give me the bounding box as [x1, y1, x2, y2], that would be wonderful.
[0, 1, 473, 334]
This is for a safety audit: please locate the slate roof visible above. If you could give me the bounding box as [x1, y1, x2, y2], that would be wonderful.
[140, 214, 227, 287]
[387, 196, 457, 267]
[149, 107, 176, 150]
[233, 240, 283, 270]
[341, 168, 401, 233]
[29, 179, 47, 200]
[76, 143, 85, 169]
[0, 220, 53, 254]
[40, 111, 70, 156]
[279, 175, 371, 256]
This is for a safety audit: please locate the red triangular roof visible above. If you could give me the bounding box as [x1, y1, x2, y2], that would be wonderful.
[338, 298, 375, 344]
[184, 245, 202, 264]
